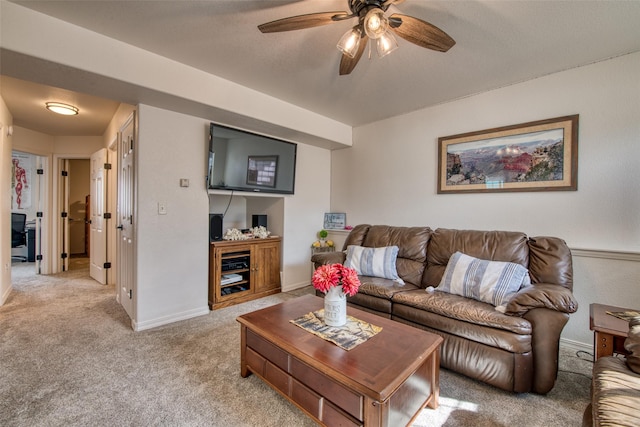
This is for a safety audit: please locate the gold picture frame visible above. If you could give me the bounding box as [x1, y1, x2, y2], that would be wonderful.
[438, 115, 578, 193]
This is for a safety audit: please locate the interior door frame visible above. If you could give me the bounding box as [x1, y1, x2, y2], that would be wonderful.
[9, 149, 50, 275]
[52, 154, 90, 273]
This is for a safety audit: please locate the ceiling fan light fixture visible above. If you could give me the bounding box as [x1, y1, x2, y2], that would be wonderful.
[45, 102, 79, 116]
[376, 30, 398, 57]
[363, 8, 388, 39]
[337, 26, 362, 58]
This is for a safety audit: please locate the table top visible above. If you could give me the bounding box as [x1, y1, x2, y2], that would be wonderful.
[590, 303, 634, 337]
[237, 294, 443, 401]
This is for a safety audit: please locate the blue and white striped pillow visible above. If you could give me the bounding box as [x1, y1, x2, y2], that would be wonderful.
[438, 251, 529, 307]
[344, 245, 404, 284]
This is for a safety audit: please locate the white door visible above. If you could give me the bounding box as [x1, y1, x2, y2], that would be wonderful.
[90, 148, 108, 284]
[117, 113, 136, 320]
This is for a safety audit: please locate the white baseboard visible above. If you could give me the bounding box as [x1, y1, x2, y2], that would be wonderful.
[281, 281, 312, 293]
[0, 284, 11, 306]
[560, 337, 593, 356]
[133, 306, 210, 332]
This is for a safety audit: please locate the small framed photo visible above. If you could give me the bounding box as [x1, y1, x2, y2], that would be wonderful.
[247, 155, 278, 188]
[324, 213, 346, 230]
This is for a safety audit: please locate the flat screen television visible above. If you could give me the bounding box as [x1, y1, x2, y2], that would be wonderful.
[207, 123, 297, 194]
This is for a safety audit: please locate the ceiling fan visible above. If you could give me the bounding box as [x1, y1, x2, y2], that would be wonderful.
[258, 0, 455, 75]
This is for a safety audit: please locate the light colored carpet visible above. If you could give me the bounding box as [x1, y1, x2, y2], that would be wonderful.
[1, 263, 592, 426]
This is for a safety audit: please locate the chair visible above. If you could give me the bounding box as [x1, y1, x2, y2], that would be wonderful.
[11, 212, 27, 262]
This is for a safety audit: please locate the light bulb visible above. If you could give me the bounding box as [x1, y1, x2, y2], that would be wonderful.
[337, 27, 362, 58]
[376, 31, 398, 57]
[364, 8, 388, 40]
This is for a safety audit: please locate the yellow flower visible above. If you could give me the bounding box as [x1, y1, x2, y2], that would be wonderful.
[326, 240, 334, 247]
[311, 241, 321, 248]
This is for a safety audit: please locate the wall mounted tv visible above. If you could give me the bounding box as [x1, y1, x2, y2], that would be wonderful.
[207, 123, 297, 195]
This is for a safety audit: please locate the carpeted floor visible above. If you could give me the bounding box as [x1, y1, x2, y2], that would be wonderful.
[1, 263, 593, 426]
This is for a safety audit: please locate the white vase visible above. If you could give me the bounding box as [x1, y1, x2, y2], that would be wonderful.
[324, 285, 347, 327]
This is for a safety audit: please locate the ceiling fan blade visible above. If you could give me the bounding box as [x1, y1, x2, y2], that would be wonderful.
[388, 14, 455, 52]
[339, 35, 369, 76]
[258, 11, 350, 33]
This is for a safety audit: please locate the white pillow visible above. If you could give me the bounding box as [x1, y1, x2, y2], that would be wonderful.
[438, 251, 530, 307]
[344, 245, 404, 284]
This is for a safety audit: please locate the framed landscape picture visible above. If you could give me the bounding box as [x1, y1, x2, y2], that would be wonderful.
[438, 115, 578, 194]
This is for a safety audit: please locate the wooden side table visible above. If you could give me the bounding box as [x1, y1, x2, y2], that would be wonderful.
[590, 303, 632, 361]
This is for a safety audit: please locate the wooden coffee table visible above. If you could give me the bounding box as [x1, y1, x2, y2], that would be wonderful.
[590, 303, 632, 361]
[237, 295, 443, 427]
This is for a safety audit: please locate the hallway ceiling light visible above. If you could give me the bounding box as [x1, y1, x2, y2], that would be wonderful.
[45, 102, 79, 116]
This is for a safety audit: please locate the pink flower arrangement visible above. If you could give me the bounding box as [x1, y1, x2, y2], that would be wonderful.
[312, 263, 361, 297]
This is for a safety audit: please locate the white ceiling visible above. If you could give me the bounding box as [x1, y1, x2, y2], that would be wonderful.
[2, 0, 640, 136]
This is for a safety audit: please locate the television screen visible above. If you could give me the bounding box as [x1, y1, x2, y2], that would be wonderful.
[207, 123, 297, 194]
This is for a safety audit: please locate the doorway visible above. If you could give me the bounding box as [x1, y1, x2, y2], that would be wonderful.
[10, 151, 47, 275]
[56, 158, 90, 272]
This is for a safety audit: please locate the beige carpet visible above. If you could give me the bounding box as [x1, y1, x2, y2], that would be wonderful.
[1, 263, 593, 426]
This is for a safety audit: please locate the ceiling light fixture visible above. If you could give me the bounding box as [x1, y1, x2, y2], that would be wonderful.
[338, 7, 398, 60]
[45, 102, 79, 116]
[337, 26, 362, 58]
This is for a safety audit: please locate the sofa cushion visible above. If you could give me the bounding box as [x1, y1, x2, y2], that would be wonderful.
[345, 245, 403, 283]
[591, 356, 640, 426]
[392, 289, 532, 335]
[438, 252, 529, 307]
[359, 225, 432, 286]
[625, 316, 640, 374]
[346, 276, 420, 315]
[423, 228, 529, 287]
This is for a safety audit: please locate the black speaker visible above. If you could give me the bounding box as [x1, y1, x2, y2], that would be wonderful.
[252, 214, 267, 229]
[210, 213, 223, 242]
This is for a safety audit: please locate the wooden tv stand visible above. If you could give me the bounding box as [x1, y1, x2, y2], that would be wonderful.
[208, 237, 281, 310]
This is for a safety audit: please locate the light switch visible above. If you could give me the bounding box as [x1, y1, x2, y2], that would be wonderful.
[180, 178, 189, 187]
[158, 202, 167, 215]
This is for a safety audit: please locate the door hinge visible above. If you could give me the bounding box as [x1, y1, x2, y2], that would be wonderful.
[128, 289, 133, 299]
[103, 212, 112, 219]
[37, 169, 44, 175]
[61, 253, 68, 259]
[61, 170, 68, 177]
[104, 163, 112, 170]
[36, 212, 43, 218]
[36, 255, 43, 261]
[104, 262, 112, 269]
[61, 212, 68, 218]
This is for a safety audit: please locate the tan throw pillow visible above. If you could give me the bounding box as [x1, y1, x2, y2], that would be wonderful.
[625, 316, 640, 374]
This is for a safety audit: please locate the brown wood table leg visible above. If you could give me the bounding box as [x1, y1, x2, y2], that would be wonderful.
[240, 324, 250, 377]
[427, 349, 440, 409]
[593, 331, 614, 361]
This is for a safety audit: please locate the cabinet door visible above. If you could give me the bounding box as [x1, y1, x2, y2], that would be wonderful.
[253, 240, 281, 294]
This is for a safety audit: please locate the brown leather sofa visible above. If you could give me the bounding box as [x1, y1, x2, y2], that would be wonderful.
[311, 224, 578, 394]
[583, 316, 640, 426]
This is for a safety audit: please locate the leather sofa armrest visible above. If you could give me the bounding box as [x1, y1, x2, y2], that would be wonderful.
[311, 251, 346, 270]
[505, 284, 578, 316]
[523, 307, 570, 394]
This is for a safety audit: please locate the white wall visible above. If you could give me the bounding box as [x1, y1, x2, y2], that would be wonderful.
[332, 52, 640, 348]
[134, 105, 210, 329]
[0, 98, 13, 304]
[134, 105, 331, 329]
